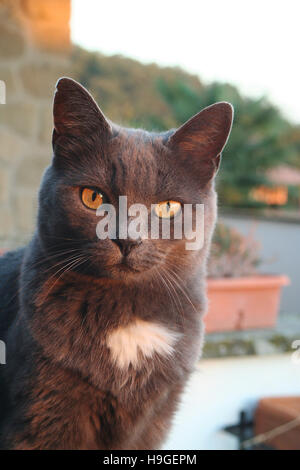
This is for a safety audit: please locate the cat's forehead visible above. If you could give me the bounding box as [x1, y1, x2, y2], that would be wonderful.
[109, 128, 164, 164]
[104, 128, 169, 199]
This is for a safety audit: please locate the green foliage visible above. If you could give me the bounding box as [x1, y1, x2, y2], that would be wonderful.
[71, 46, 203, 131]
[158, 79, 299, 204]
[71, 46, 300, 207]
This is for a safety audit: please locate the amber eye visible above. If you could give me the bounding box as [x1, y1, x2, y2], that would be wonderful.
[81, 188, 104, 210]
[154, 201, 182, 218]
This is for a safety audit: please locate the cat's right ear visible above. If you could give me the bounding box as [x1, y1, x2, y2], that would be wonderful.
[166, 102, 233, 185]
[52, 77, 112, 146]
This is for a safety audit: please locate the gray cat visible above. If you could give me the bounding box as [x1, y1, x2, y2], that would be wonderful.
[0, 78, 233, 449]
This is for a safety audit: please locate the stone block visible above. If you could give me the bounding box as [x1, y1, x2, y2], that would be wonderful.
[0, 128, 24, 164]
[20, 62, 70, 98]
[0, 101, 38, 136]
[15, 154, 49, 188]
[21, 0, 71, 51]
[0, 22, 25, 59]
[21, 0, 70, 24]
[38, 104, 53, 144]
[0, 168, 11, 204]
[0, 205, 15, 239]
[13, 190, 37, 235]
[0, 66, 17, 95]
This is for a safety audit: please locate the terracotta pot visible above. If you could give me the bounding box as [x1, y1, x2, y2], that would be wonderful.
[205, 275, 290, 333]
[255, 396, 300, 450]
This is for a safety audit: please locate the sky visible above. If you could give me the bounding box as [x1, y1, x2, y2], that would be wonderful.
[71, 0, 300, 123]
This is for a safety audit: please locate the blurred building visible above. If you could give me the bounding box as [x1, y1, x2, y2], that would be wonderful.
[0, 0, 71, 249]
[250, 165, 300, 208]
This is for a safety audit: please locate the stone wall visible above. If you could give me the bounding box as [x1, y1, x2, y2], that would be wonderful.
[0, 0, 71, 249]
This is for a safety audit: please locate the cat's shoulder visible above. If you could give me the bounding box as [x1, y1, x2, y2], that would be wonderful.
[0, 248, 25, 286]
[0, 247, 25, 337]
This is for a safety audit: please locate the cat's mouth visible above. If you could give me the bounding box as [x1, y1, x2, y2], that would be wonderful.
[117, 258, 141, 274]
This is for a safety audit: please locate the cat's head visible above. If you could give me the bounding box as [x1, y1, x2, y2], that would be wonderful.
[38, 78, 233, 281]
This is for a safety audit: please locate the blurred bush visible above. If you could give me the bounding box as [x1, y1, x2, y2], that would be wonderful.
[71, 46, 300, 208]
[208, 223, 261, 278]
[71, 46, 203, 130]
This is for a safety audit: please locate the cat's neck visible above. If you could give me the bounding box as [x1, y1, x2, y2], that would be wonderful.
[16, 235, 205, 394]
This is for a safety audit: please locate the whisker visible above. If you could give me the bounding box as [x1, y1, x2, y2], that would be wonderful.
[164, 262, 198, 315]
[40, 256, 89, 301]
[163, 269, 185, 321]
[158, 267, 184, 326]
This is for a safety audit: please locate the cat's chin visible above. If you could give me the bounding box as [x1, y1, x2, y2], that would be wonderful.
[101, 261, 155, 282]
[71, 256, 155, 282]
[111, 262, 150, 280]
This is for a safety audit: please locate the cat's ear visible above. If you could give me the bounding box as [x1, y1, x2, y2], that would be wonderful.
[167, 102, 233, 185]
[52, 77, 111, 145]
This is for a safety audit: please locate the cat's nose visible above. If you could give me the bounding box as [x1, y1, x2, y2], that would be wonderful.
[112, 238, 142, 257]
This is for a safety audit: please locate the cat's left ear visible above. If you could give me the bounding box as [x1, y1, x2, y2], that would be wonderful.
[52, 77, 112, 145]
[167, 102, 233, 185]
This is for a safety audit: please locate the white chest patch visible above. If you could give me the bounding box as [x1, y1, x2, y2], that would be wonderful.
[106, 319, 180, 370]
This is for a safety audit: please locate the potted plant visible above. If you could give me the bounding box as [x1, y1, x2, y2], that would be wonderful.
[205, 223, 289, 333]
